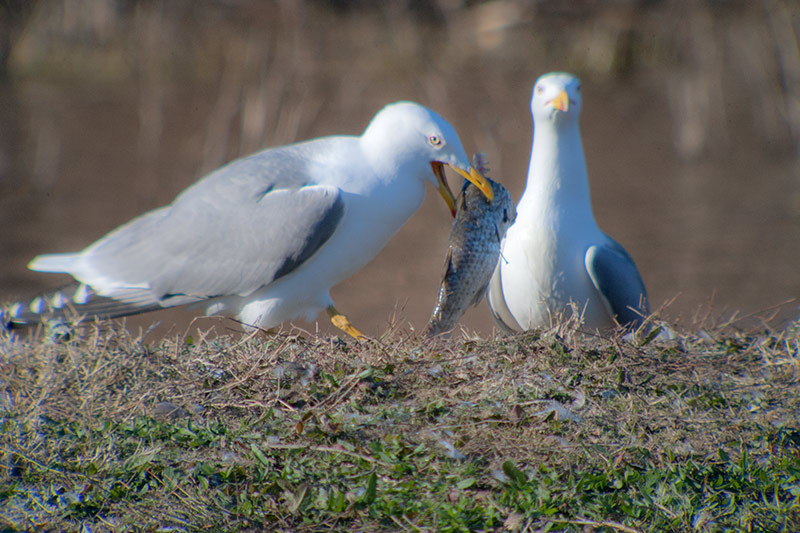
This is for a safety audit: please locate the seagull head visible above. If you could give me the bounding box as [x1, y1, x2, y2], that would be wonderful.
[363, 101, 493, 217]
[531, 72, 582, 126]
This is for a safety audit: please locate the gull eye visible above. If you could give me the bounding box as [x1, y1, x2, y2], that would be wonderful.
[428, 135, 443, 147]
[535, 85, 544, 95]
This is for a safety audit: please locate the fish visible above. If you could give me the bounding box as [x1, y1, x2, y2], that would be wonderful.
[424, 154, 515, 338]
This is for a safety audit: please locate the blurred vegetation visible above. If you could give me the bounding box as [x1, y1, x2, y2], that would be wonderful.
[3, 0, 798, 161]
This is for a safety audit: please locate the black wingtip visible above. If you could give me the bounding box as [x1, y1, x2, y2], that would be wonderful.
[2, 283, 166, 333]
[1, 304, 27, 332]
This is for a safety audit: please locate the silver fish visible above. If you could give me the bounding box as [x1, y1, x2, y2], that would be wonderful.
[425, 155, 515, 337]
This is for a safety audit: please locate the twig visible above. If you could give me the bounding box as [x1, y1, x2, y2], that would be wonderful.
[310, 371, 363, 414]
[263, 442, 392, 468]
[550, 517, 645, 533]
[2, 448, 74, 478]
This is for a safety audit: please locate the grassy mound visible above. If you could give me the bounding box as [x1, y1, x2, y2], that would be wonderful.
[1, 321, 799, 531]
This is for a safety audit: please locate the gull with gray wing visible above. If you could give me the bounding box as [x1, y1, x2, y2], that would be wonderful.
[5, 101, 493, 338]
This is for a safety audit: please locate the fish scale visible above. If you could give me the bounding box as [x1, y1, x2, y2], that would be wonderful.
[425, 155, 515, 337]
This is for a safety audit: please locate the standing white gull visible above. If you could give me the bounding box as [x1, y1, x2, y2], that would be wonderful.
[488, 73, 648, 332]
[6, 101, 493, 338]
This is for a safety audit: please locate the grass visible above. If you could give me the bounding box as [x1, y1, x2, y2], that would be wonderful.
[1, 319, 799, 532]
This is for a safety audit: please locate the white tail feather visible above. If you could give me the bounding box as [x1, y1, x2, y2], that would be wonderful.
[28, 253, 81, 273]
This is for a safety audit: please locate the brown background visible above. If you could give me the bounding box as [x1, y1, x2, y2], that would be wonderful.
[1, 0, 799, 338]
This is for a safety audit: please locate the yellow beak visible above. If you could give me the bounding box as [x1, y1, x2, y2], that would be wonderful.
[432, 163, 494, 217]
[432, 162, 456, 217]
[451, 165, 494, 203]
[548, 89, 570, 112]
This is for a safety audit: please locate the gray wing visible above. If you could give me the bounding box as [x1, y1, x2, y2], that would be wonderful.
[584, 238, 649, 327]
[77, 146, 346, 307]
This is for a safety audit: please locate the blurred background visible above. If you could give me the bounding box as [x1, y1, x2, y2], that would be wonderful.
[1, 0, 799, 338]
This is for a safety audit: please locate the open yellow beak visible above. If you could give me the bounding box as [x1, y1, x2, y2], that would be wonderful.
[431, 162, 494, 218]
[548, 89, 570, 112]
[452, 165, 494, 203]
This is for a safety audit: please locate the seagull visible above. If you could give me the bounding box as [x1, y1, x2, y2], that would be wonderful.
[5, 101, 493, 339]
[487, 73, 648, 332]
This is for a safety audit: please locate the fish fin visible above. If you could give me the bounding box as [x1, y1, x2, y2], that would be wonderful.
[441, 247, 456, 294]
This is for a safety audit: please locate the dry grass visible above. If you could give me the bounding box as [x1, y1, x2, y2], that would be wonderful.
[1, 318, 798, 531]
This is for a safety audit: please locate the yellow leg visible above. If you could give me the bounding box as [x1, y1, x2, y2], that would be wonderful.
[327, 305, 366, 340]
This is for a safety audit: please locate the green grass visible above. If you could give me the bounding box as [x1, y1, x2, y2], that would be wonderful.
[1, 321, 799, 531]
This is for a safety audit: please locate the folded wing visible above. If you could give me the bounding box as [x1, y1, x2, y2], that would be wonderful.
[29, 149, 346, 315]
[584, 238, 649, 328]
